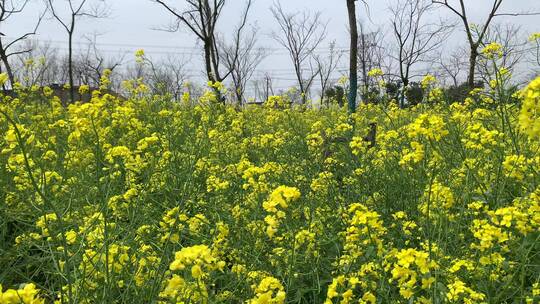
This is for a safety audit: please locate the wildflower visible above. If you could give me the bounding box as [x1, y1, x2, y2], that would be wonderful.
[421, 74, 437, 89]
[502, 154, 528, 180]
[262, 186, 300, 238]
[481, 42, 503, 59]
[0, 73, 8, 86]
[428, 88, 444, 103]
[36, 213, 58, 237]
[135, 49, 145, 63]
[406, 114, 449, 141]
[519, 76, 540, 140]
[419, 181, 455, 215]
[399, 141, 425, 168]
[529, 32, 540, 42]
[265, 95, 287, 108]
[361, 292, 376, 304]
[338, 75, 349, 86]
[0, 283, 44, 304]
[206, 175, 230, 192]
[65, 230, 77, 245]
[462, 123, 504, 152]
[78, 84, 90, 94]
[99, 69, 112, 90]
[388, 248, 438, 300]
[310, 171, 335, 193]
[340, 203, 386, 267]
[446, 279, 485, 302]
[324, 275, 372, 304]
[350, 136, 370, 156]
[263, 186, 301, 213]
[471, 219, 510, 251]
[248, 276, 286, 304]
[367, 68, 383, 77]
[169, 245, 224, 275]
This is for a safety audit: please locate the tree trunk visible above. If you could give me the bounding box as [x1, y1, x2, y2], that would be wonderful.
[400, 78, 409, 108]
[68, 30, 75, 106]
[234, 79, 243, 105]
[0, 40, 15, 89]
[203, 37, 224, 103]
[347, 0, 358, 113]
[0, 54, 14, 89]
[320, 85, 326, 108]
[360, 31, 368, 104]
[299, 82, 307, 104]
[467, 46, 478, 89]
[204, 38, 215, 83]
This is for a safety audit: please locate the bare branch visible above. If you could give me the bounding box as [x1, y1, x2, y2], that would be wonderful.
[390, 0, 453, 105]
[271, 1, 327, 104]
[45, 0, 109, 104]
[0, 0, 46, 87]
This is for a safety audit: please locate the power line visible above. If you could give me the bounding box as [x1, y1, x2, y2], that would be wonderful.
[7, 37, 351, 55]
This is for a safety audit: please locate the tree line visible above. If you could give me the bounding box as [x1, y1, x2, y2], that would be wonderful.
[0, 0, 539, 110]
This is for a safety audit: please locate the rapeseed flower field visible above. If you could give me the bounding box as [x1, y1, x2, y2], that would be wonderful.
[0, 71, 539, 303]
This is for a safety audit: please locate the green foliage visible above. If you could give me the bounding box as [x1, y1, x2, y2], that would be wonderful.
[0, 75, 539, 303]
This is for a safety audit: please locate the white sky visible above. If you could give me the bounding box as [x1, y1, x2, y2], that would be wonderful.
[3, 0, 540, 90]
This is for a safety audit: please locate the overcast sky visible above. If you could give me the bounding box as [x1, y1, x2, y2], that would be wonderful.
[4, 0, 540, 90]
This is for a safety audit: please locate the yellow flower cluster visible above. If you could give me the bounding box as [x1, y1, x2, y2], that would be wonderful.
[519, 76, 540, 139]
[502, 154, 528, 180]
[406, 113, 449, 141]
[161, 245, 225, 303]
[399, 141, 424, 168]
[340, 203, 386, 267]
[263, 186, 301, 238]
[462, 123, 504, 152]
[2, 74, 540, 303]
[446, 279, 486, 303]
[169, 245, 225, 278]
[265, 95, 289, 108]
[529, 32, 540, 42]
[0, 73, 9, 86]
[367, 68, 383, 77]
[421, 74, 437, 89]
[481, 42, 503, 59]
[248, 276, 286, 304]
[0, 284, 44, 304]
[419, 181, 455, 215]
[387, 248, 438, 300]
[325, 275, 376, 304]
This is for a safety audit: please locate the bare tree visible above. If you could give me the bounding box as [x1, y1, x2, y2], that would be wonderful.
[271, 2, 327, 104]
[346, 0, 358, 112]
[74, 35, 125, 87]
[374, 30, 398, 86]
[216, 1, 265, 105]
[314, 42, 343, 107]
[151, 0, 253, 102]
[390, 0, 453, 107]
[219, 26, 265, 105]
[140, 54, 191, 100]
[0, 0, 45, 88]
[46, 0, 109, 104]
[437, 47, 467, 87]
[530, 34, 540, 69]
[254, 72, 275, 103]
[160, 55, 192, 100]
[15, 40, 65, 87]
[432, 0, 540, 88]
[358, 22, 385, 103]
